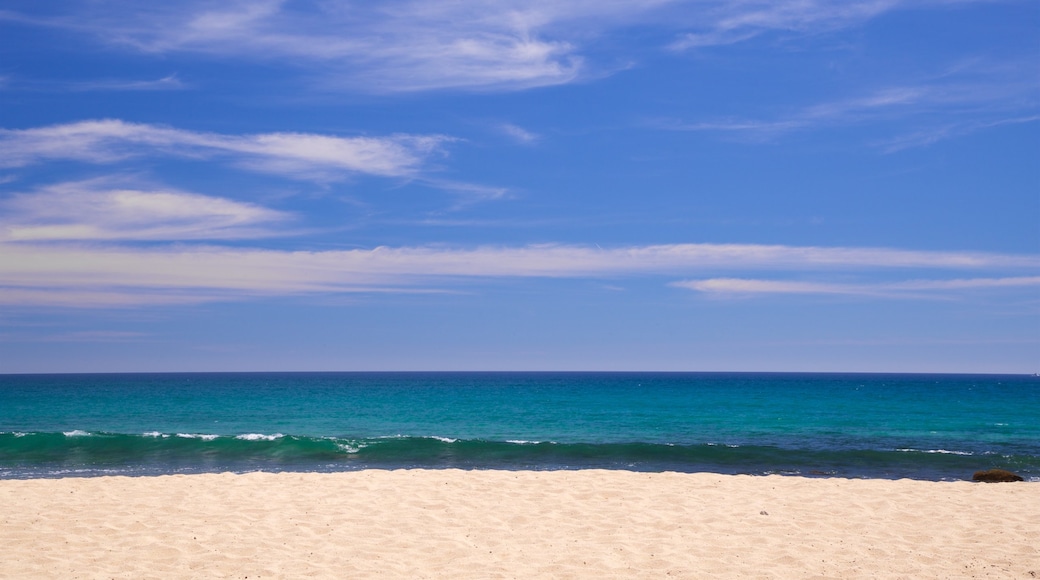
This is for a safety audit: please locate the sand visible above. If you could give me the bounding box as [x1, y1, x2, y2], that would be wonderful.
[0, 470, 1037, 579]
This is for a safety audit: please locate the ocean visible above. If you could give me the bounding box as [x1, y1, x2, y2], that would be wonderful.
[0, 372, 1037, 480]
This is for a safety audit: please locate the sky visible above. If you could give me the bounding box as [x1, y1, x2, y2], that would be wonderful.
[0, 0, 1037, 373]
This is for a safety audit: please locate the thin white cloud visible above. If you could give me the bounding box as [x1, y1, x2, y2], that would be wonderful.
[0, 119, 452, 181]
[0, 288, 220, 308]
[1, 0, 998, 93]
[670, 0, 904, 50]
[1, 242, 1036, 307]
[0, 74, 187, 92]
[6, 1, 598, 92]
[419, 178, 510, 201]
[659, 62, 1040, 149]
[667, 85, 1005, 134]
[673, 276, 1040, 297]
[70, 74, 187, 92]
[499, 123, 540, 144]
[875, 115, 1040, 152]
[0, 180, 291, 241]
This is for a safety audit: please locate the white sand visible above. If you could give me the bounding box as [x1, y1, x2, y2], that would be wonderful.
[1, 470, 1037, 579]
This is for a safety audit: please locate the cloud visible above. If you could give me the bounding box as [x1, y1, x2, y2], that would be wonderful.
[657, 86, 938, 139]
[499, 123, 540, 144]
[658, 61, 1040, 148]
[5, 1, 598, 92]
[666, 1, 1010, 52]
[1, 242, 1035, 307]
[418, 178, 510, 201]
[0, 119, 452, 181]
[669, 0, 904, 50]
[0, 179, 291, 241]
[673, 276, 1040, 298]
[2, 0, 998, 93]
[0, 288, 224, 308]
[69, 74, 187, 92]
[0, 74, 187, 92]
[875, 115, 1040, 152]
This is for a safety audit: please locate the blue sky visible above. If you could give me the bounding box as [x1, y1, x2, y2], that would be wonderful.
[0, 0, 1037, 373]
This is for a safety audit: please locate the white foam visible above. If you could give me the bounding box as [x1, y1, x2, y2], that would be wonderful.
[63, 430, 91, 437]
[335, 442, 367, 453]
[427, 436, 458, 443]
[235, 433, 284, 441]
[896, 448, 973, 456]
[506, 440, 542, 445]
[142, 431, 168, 438]
[176, 433, 219, 441]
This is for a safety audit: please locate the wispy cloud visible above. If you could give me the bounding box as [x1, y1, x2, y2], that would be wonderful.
[668, 1, 1017, 52]
[498, 123, 540, 144]
[658, 60, 1040, 149]
[1, 242, 1035, 307]
[1, 74, 188, 92]
[673, 276, 1040, 298]
[874, 115, 1040, 152]
[68, 74, 187, 92]
[0, 288, 226, 308]
[669, 0, 905, 50]
[0, 179, 291, 242]
[4, 1, 598, 92]
[0, 119, 452, 181]
[657, 86, 938, 138]
[1, 0, 999, 93]
[418, 178, 511, 203]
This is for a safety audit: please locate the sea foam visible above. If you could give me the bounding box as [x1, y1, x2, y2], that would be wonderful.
[176, 433, 219, 441]
[235, 433, 285, 441]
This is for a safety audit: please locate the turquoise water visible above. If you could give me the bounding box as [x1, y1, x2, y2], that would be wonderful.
[1, 372, 1037, 480]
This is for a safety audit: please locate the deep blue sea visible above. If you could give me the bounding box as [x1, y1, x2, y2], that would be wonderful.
[1, 372, 1037, 480]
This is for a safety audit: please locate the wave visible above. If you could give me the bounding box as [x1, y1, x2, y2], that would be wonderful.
[896, 448, 977, 456]
[0, 431, 1037, 481]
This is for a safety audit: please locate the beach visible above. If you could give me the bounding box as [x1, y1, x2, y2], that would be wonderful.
[1, 470, 1036, 578]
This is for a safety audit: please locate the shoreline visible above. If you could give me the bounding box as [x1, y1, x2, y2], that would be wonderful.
[2, 469, 1036, 578]
[2, 465, 1036, 482]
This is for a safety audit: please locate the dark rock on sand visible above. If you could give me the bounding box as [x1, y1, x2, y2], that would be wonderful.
[972, 469, 1024, 482]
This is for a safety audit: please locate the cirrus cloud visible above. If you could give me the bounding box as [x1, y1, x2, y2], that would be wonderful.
[1, 241, 1036, 307]
[0, 180, 291, 242]
[672, 276, 1040, 298]
[0, 119, 452, 181]
[0, 0, 1003, 93]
